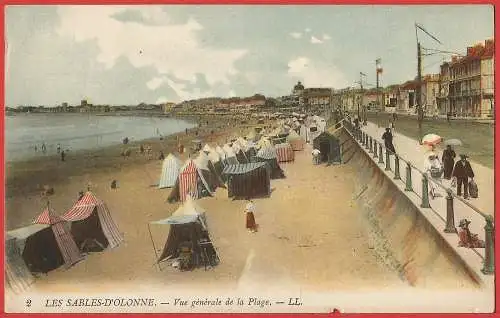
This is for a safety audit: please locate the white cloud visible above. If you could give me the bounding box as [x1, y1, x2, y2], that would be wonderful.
[323, 34, 331, 40]
[146, 77, 164, 90]
[311, 36, 323, 44]
[287, 56, 348, 89]
[290, 32, 302, 39]
[56, 6, 248, 97]
[305, 28, 311, 33]
[156, 96, 168, 104]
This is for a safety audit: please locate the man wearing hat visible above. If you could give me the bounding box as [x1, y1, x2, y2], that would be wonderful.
[452, 154, 475, 199]
[381, 127, 396, 154]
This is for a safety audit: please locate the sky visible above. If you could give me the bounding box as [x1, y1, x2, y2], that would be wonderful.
[5, 5, 494, 106]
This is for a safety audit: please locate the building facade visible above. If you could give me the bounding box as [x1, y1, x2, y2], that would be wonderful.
[437, 39, 494, 118]
[420, 74, 440, 116]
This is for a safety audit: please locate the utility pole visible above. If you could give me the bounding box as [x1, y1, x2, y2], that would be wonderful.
[358, 72, 366, 121]
[376, 58, 382, 111]
[415, 23, 441, 144]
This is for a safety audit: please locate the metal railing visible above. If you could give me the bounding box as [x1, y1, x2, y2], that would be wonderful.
[341, 117, 494, 275]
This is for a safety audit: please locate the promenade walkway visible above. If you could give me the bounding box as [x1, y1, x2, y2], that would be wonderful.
[352, 121, 494, 285]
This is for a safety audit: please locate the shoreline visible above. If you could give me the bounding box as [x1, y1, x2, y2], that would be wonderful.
[5, 115, 271, 228]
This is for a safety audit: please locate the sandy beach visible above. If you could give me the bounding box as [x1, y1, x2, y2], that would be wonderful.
[5, 115, 480, 308]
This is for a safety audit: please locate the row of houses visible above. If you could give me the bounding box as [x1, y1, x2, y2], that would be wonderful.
[334, 38, 495, 119]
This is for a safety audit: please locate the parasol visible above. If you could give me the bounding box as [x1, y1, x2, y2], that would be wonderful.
[421, 134, 442, 146]
[443, 138, 463, 146]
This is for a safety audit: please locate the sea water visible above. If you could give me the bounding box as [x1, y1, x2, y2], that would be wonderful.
[5, 113, 196, 162]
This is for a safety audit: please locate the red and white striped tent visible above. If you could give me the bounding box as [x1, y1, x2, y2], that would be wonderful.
[286, 130, 305, 151]
[62, 191, 123, 251]
[167, 160, 214, 203]
[275, 143, 295, 162]
[33, 206, 84, 268]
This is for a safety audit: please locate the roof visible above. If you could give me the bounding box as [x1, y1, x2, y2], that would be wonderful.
[62, 191, 104, 221]
[222, 162, 267, 175]
[8, 224, 50, 241]
[151, 196, 206, 226]
[33, 206, 65, 225]
[256, 146, 277, 159]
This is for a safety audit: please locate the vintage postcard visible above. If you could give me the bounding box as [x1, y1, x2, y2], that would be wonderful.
[4, 4, 496, 314]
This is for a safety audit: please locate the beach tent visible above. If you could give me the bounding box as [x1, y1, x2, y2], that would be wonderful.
[158, 154, 183, 189]
[8, 223, 66, 274]
[232, 143, 249, 164]
[150, 196, 219, 269]
[222, 162, 271, 199]
[256, 145, 285, 179]
[245, 141, 258, 162]
[5, 235, 34, 294]
[215, 146, 226, 162]
[313, 132, 342, 164]
[168, 160, 214, 203]
[202, 144, 212, 153]
[207, 149, 224, 176]
[32, 205, 83, 268]
[62, 191, 124, 253]
[222, 144, 239, 165]
[287, 130, 305, 151]
[275, 143, 295, 162]
[195, 151, 224, 190]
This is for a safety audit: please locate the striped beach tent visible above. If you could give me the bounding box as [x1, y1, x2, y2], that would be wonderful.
[275, 143, 295, 162]
[256, 145, 285, 179]
[32, 205, 84, 269]
[167, 160, 214, 203]
[5, 235, 34, 294]
[158, 154, 182, 189]
[222, 162, 271, 199]
[287, 130, 305, 151]
[62, 191, 123, 252]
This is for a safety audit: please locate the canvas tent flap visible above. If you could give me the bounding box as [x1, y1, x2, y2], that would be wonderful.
[7, 224, 50, 253]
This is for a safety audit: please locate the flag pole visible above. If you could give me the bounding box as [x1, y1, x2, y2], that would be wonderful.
[147, 223, 162, 271]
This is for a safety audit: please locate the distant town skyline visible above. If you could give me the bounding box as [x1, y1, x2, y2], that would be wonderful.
[6, 5, 494, 107]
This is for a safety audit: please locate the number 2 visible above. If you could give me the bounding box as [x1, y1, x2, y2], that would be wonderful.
[26, 299, 31, 307]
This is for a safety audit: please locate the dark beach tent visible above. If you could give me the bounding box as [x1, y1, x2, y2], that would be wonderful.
[222, 162, 271, 199]
[245, 141, 257, 162]
[150, 196, 220, 269]
[62, 191, 124, 253]
[313, 132, 342, 164]
[168, 160, 214, 203]
[194, 152, 224, 190]
[223, 144, 240, 165]
[5, 235, 34, 294]
[256, 145, 285, 179]
[7, 224, 65, 274]
[232, 144, 249, 164]
[207, 149, 225, 181]
[32, 206, 84, 267]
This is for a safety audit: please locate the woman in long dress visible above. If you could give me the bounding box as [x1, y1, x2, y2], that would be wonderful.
[424, 153, 443, 199]
[245, 199, 257, 233]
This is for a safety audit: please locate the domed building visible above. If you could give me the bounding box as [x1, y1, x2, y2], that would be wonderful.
[292, 81, 305, 96]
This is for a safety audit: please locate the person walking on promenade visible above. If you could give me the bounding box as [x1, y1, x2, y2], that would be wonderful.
[381, 128, 396, 154]
[244, 199, 258, 233]
[452, 154, 474, 199]
[441, 145, 456, 180]
[424, 153, 443, 199]
[41, 142, 46, 154]
[61, 150, 66, 162]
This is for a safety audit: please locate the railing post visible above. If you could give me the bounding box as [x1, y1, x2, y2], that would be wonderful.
[444, 189, 457, 233]
[482, 215, 495, 275]
[373, 140, 378, 158]
[394, 155, 401, 180]
[385, 149, 391, 171]
[405, 163, 413, 191]
[421, 175, 430, 208]
[365, 135, 370, 150]
[378, 144, 384, 164]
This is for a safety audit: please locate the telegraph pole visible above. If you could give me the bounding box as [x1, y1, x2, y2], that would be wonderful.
[414, 23, 441, 144]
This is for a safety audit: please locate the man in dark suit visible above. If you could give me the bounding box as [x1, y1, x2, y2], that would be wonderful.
[452, 154, 475, 199]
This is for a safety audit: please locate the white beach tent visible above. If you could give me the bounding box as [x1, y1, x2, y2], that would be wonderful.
[159, 154, 183, 189]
